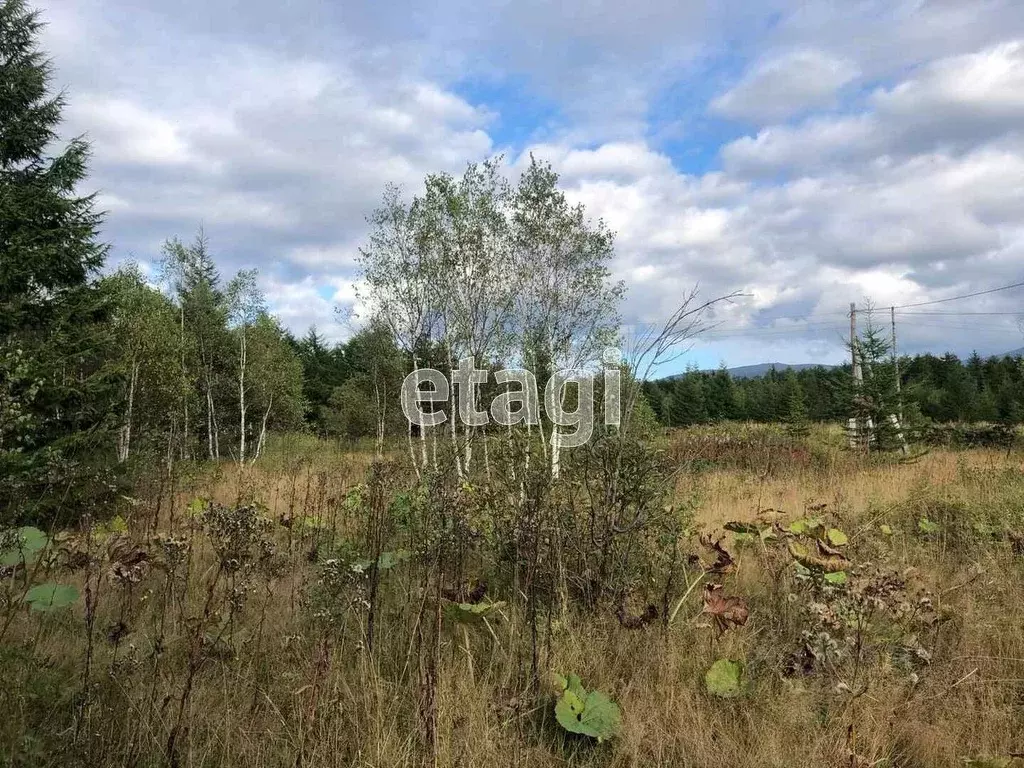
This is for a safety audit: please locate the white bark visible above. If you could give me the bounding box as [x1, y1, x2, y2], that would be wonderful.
[253, 395, 273, 463]
[238, 326, 247, 464]
[117, 359, 139, 463]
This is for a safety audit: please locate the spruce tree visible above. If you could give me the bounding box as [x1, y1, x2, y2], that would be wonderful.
[0, 0, 111, 523]
[670, 372, 706, 426]
[849, 323, 904, 451]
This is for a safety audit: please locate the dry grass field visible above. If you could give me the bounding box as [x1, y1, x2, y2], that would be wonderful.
[2, 426, 1023, 767]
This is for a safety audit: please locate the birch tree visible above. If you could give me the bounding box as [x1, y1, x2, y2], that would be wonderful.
[159, 233, 229, 460]
[359, 185, 435, 473]
[511, 156, 623, 476]
[416, 159, 517, 475]
[104, 264, 180, 462]
[246, 314, 304, 461]
[226, 269, 266, 464]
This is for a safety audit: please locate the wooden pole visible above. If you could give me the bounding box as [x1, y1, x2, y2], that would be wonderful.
[890, 306, 909, 454]
[849, 303, 861, 447]
[891, 305, 902, 422]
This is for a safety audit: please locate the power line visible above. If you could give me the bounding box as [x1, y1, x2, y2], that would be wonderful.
[885, 280, 1024, 309]
[895, 310, 1024, 316]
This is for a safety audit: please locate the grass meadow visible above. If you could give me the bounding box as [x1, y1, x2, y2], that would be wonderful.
[3, 425, 1023, 767]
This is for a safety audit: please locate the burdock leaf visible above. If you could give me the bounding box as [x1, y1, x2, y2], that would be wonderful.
[699, 534, 735, 574]
[824, 571, 848, 585]
[705, 658, 746, 698]
[787, 541, 849, 573]
[918, 518, 940, 534]
[826, 528, 849, 547]
[23, 583, 80, 611]
[702, 584, 749, 633]
[554, 676, 621, 741]
[353, 549, 413, 572]
[786, 517, 824, 536]
[443, 599, 505, 626]
[1, 527, 48, 567]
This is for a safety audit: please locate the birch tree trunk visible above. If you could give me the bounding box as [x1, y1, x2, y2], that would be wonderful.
[253, 395, 273, 463]
[238, 326, 247, 464]
[117, 359, 139, 463]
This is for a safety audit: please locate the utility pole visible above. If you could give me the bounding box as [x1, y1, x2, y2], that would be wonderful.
[848, 302, 862, 447]
[850, 303, 860, 383]
[891, 305, 902, 422]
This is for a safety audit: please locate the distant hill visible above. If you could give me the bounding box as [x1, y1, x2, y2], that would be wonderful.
[658, 349, 1022, 383]
[715, 362, 836, 379]
[662, 362, 836, 381]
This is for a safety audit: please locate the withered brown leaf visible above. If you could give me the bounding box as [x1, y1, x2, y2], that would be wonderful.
[699, 533, 735, 574]
[702, 583, 749, 634]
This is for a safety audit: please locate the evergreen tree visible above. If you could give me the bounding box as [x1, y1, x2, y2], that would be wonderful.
[781, 370, 810, 437]
[704, 365, 736, 420]
[670, 371, 706, 426]
[0, 0, 112, 523]
[849, 323, 904, 451]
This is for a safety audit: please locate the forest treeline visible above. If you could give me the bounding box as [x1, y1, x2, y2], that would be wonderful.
[641, 353, 1024, 428]
[3, 0, 1023, 527]
[2, 0, 628, 523]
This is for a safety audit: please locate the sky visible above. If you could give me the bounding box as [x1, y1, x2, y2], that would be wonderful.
[38, 0, 1024, 370]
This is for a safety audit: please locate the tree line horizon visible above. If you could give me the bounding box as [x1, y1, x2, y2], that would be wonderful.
[3, 0, 1023, 527]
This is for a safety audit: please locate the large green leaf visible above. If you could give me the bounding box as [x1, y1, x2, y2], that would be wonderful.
[705, 658, 746, 698]
[352, 549, 412, 573]
[554, 674, 621, 741]
[825, 528, 848, 547]
[1, 527, 48, 567]
[23, 583, 80, 611]
[786, 517, 823, 536]
[443, 599, 505, 626]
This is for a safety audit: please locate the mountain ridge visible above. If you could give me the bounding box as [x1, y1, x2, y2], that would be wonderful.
[661, 347, 1024, 381]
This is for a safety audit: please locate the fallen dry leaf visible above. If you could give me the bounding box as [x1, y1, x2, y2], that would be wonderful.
[702, 583, 749, 634]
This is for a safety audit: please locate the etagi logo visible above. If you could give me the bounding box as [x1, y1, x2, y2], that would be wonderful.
[400, 348, 622, 448]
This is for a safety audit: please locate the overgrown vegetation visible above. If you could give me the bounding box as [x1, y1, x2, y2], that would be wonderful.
[3, 3, 1024, 766]
[3, 434, 1024, 766]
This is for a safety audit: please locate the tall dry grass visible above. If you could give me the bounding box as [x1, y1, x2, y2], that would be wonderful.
[2, 429, 1023, 767]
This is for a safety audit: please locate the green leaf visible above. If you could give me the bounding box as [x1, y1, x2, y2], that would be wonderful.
[825, 528, 848, 547]
[352, 549, 413, 573]
[23, 583, 80, 611]
[786, 517, 823, 536]
[109, 515, 128, 534]
[918, 518, 940, 534]
[553, 675, 621, 741]
[879, 524, 894, 536]
[705, 658, 746, 698]
[1, 527, 48, 567]
[963, 757, 1015, 768]
[824, 571, 848, 585]
[443, 599, 505, 626]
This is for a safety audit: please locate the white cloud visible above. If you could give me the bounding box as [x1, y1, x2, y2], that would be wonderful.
[34, 0, 1024, 360]
[710, 49, 859, 122]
